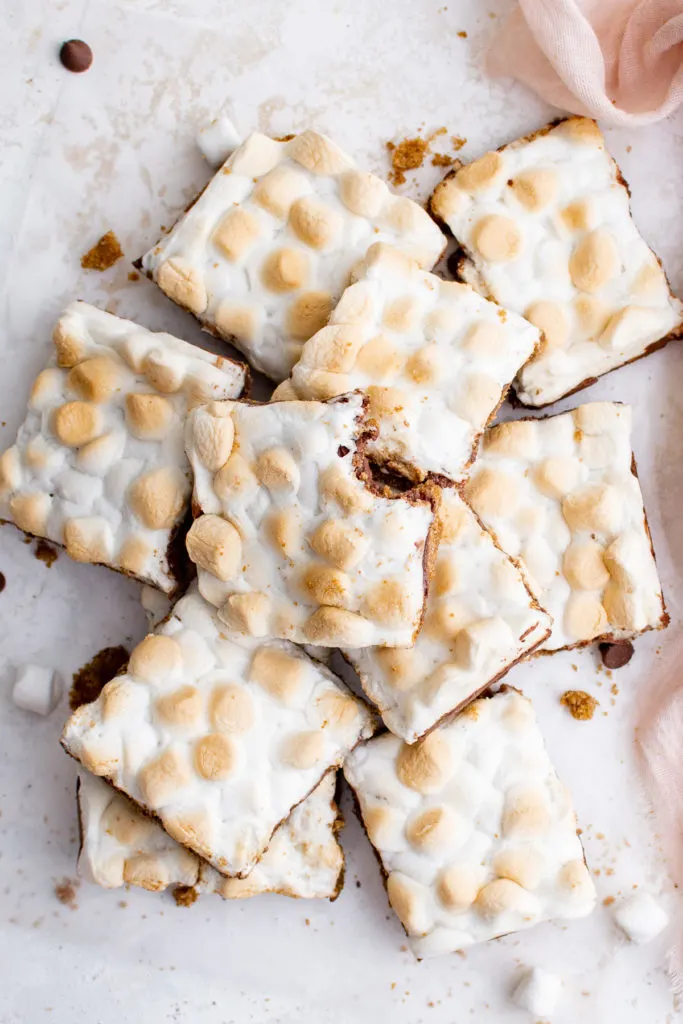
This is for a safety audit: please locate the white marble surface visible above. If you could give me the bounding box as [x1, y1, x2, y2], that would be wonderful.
[1, 1, 682, 1022]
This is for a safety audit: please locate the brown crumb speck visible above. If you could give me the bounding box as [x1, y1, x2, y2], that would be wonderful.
[431, 153, 455, 167]
[34, 538, 58, 568]
[387, 137, 430, 185]
[0, 572, 5, 594]
[457, 30, 467, 37]
[54, 878, 79, 909]
[81, 230, 123, 271]
[561, 690, 599, 720]
[173, 885, 198, 907]
[452, 135, 467, 151]
[128, 271, 140, 282]
[603, 895, 615, 906]
[69, 645, 129, 710]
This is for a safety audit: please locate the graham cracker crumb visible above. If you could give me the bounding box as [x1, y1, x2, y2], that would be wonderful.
[387, 127, 451, 185]
[81, 230, 123, 271]
[451, 136, 467, 151]
[561, 689, 599, 720]
[173, 885, 198, 907]
[69, 645, 129, 710]
[34, 539, 58, 568]
[603, 895, 615, 906]
[431, 153, 455, 167]
[457, 30, 468, 38]
[54, 878, 79, 910]
[128, 271, 140, 282]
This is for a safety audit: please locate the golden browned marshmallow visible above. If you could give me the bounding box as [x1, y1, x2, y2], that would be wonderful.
[157, 258, 208, 315]
[53, 401, 103, 447]
[128, 467, 188, 530]
[186, 514, 242, 582]
[213, 208, 261, 261]
[125, 393, 174, 441]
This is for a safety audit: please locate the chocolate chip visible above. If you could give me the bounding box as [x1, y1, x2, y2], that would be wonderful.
[600, 640, 634, 669]
[337, 445, 350, 458]
[59, 40, 93, 73]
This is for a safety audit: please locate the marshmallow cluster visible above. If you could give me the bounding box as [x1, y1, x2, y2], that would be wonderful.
[0, 303, 247, 593]
[77, 770, 344, 900]
[185, 392, 439, 648]
[430, 117, 683, 407]
[344, 689, 597, 958]
[275, 244, 540, 483]
[345, 490, 551, 741]
[62, 585, 374, 877]
[141, 130, 446, 381]
[465, 403, 667, 651]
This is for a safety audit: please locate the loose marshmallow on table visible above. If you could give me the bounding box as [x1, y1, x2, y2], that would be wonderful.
[512, 968, 562, 1016]
[344, 688, 596, 958]
[430, 117, 683, 407]
[344, 489, 551, 742]
[12, 664, 63, 716]
[196, 116, 243, 168]
[62, 584, 374, 878]
[77, 771, 344, 900]
[464, 402, 667, 652]
[140, 129, 446, 381]
[275, 243, 540, 483]
[612, 891, 669, 944]
[0, 302, 247, 595]
[184, 392, 440, 648]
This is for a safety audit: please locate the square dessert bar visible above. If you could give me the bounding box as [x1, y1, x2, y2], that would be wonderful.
[77, 771, 344, 900]
[464, 403, 667, 652]
[62, 586, 374, 877]
[0, 302, 247, 594]
[430, 117, 683, 407]
[184, 392, 440, 648]
[345, 490, 551, 742]
[276, 244, 540, 483]
[344, 688, 596, 958]
[139, 130, 446, 381]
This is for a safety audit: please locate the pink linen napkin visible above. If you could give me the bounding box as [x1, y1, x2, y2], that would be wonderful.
[488, 0, 683, 126]
[636, 635, 683, 992]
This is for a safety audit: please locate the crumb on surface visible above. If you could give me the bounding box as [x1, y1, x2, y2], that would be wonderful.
[431, 153, 454, 167]
[69, 645, 129, 709]
[173, 885, 198, 908]
[387, 127, 450, 185]
[0, 571, 5, 594]
[452, 136, 466, 151]
[54, 878, 79, 909]
[457, 30, 467, 37]
[561, 689, 599, 720]
[34, 538, 58, 568]
[128, 271, 140, 282]
[81, 230, 123, 271]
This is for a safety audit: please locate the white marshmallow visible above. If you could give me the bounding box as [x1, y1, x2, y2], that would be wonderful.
[512, 968, 562, 1016]
[12, 664, 63, 716]
[196, 116, 243, 168]
[140, 585, 172, 628]
[613, 891, 669, 944]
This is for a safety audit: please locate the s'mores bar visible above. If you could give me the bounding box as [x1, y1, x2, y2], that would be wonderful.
[62, 586, 374, 877]
[184, 392, 440, 648]
[0, 303, 247, 594]
[139, 130, 446, 381]
[345, 490, 551, 742]
[464, 403, 667, 651]
[344, 689, 596, 958]
[77, 771, 344, 900]
[430, 117, 683, 407]
[277, 244, 539, 483]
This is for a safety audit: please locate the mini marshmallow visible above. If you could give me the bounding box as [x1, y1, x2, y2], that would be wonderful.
[345, 490, 551, 742]
[612, 891, 669, 944]
[140, 585, 172, 628]
[62, 583, 374, 878]
[12, 663, 63, 716]
[430, 117, 683, 407]
[344, 689, 596, 957]
[77, 771, 344, 899]
[185, 392, 440, 648]
[512, 968, 562, 1016]
[279, 243, 540, 483]
[196, 116, 243, 168]
[466, 403, 667, 651]
[140, 130, 446, 380]
[0, 302, 248, 594]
